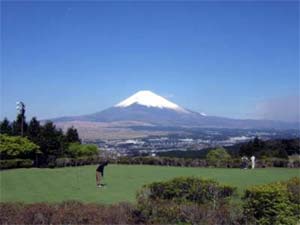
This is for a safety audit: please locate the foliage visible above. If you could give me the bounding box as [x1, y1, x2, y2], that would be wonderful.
[0, 159, 33, 169]
[27, 117, 41, 144]
[0, 201, 243, 225]
[0, 118, 12, 135]
[38, 122, 67, 164]
[243, 178, 299, 225]
[66, 143, 98, 158]
[137, 176, 236, 205]
[136, 177, 239, 224]
[0, 134, 40, 159]
[272, 158, 289, 167]
[0, 201, 133, 225]
[0, 117, 81, 167]
[12, 114, 28, 136]
[281, 177, 300, 218]
[134, 199, 242, 225]
[65, 126, 81, 143]
[54, 156, 103, 167]
[206, 147, 231, 167]
[239, 137, 299, 158]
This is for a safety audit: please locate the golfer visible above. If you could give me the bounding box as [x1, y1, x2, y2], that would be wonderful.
[96, 161, 109, 187]
[241, 156, 249, 169]
[251, 155, 255, 169]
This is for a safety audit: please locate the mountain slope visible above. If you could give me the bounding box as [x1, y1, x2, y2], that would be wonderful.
[52, 90, 299, 130]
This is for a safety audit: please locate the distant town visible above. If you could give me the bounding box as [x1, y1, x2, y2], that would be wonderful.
[89, 128, 300, 157]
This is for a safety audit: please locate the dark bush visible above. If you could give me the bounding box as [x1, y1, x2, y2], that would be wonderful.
[55, 157, 70, 167]
[226, 158, 241, 168]
[18, 159, 33, 168]
[137, 176, 236, 205]
[272, 158, 289, 167]
[0, 159, 33, 170]
[0, 159, 19, 169]
[291, 159, 300, 168]
[0, 201, 134, 225]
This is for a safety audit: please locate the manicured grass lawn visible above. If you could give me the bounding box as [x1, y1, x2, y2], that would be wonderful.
[1, 165, 299, 204]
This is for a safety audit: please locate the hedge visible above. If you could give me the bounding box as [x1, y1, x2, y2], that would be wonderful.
[0, 201, 133, 225]
[0, 159, 33, 170]
[1, 156, 299, 169]
[0, 201, 243, 225]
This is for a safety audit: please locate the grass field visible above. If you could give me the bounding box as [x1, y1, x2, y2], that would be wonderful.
[1, 165, 299, 204]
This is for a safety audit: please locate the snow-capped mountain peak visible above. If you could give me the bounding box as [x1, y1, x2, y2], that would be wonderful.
[115, 90, 189, 113]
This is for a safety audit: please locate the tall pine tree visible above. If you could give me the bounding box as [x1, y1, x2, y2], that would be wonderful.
[39, 122, 64, 164]
[0, 118, 12, 135]
[27, 117, 41, 143]
[65, 126, 81, 143]
[12, 114, 28, 136]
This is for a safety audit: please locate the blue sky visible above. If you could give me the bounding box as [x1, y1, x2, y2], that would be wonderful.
[1, 1, 299, 122]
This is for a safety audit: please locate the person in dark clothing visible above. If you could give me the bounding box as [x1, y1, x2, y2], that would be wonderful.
[96, 161, 108, 187]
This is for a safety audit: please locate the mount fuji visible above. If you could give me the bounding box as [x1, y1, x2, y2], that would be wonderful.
[54, 90, 202, 126]
[53, 90, 298, 130]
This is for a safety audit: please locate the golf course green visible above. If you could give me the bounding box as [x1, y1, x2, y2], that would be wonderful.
[1, 165, 299, 204]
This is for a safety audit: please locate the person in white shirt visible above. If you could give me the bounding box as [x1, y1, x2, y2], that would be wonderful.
[251, 155, 255, 169]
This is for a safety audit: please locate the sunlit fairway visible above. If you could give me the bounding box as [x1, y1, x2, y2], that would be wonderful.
[1, 165, 299, 204]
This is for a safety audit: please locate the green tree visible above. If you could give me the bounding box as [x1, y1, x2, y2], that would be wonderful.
[0, 118, 12, 135]
[206, 147, 231, 167]
[277, 148, 289, 159]
[239, 138, 298, 159]
[0, 134, 40, 159]
[27, 117, 41, 143]
[67, 143, 98, 158]
[65, 126, 81, 143]
[12, 114, 28, 136]
[39, 122, 65, 163]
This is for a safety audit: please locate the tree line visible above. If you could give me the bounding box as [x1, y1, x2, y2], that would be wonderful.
[0, 115, 98, 166]
[237, 137, 299, 158]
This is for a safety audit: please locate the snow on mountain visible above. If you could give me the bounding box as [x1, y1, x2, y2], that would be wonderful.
[115, 90, 190, 113]
[51, 90, 299, 131]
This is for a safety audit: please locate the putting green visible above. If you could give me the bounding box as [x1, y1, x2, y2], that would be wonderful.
[1, 165, 299, 204]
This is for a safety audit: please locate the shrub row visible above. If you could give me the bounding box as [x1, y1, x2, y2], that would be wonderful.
[1, 156, 299, 169]
[0, 159, 33, 170]
[50, 156, 103, 168]
[0, 201, 133, 225]
[0, 200, 243, 225]
[133, 200, 243, 225]
[114, 156, 300, 168]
